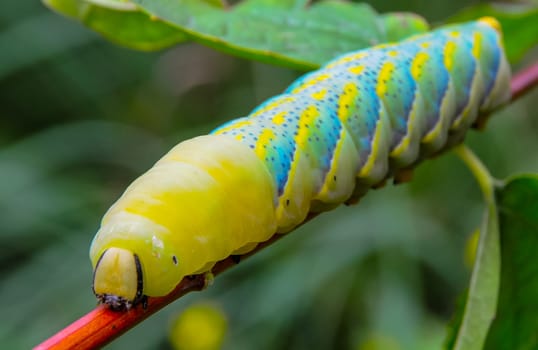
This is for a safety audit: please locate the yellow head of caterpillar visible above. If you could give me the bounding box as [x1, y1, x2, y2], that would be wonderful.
[92, 247, 145, 310]
[89, 135, 278, 309]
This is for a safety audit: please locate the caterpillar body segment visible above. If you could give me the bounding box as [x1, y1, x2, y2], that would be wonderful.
[215, 17, 510, 224]
[90, 18, 511, 309]
[91, 136, 277, 305]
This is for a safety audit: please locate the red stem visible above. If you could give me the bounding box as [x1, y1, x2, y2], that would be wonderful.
[34, 64, 538, 350]
[511, 62, 538, 101]
[33, 232, 289, 350]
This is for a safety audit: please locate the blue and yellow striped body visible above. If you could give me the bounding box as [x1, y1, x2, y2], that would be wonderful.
[213, 17, 510, 232]
[90, 18, 511, 308]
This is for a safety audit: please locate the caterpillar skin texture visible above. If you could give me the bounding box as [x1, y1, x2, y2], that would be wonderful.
[90, 18, 511, 309]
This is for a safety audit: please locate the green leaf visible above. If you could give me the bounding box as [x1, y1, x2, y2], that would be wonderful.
[0, 12, 95, 80]
[449, 199, 500, 349]
[128, 0, 374, 69]
[444, 293, 466, 350]
[127, 0, 429, 70]
[484, 175, 538, 350]
[444, 3, 538, 64]
[43, 0, 429, 69]
[445, 145, 501, 350]
[42, 0, 187, 50]
[83, 0, 138, 11]
[381, 12, 429, 42]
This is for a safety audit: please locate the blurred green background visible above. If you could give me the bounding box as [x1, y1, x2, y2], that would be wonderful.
[1, 1, 537, 349]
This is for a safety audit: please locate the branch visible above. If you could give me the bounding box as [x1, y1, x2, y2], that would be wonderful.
[33, 231, 290, 350]
[511, 62, 538, 101]
[34, 62, 538, 350]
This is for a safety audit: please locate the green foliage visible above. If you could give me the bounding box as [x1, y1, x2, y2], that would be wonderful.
[43, 0, 187, 50]
[485, 175, 538, 350]
[2, 0, 538, 349]
[0, 12, 95, 80]
[380, 12, 430, 42]
[446, 175, 538, 350]
[445, 146, 500, 350]
[45, 0, 429, 70]
[40, 0, 538, 68]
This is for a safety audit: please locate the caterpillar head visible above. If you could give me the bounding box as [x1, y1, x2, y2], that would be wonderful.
[89, 135, 277, 310]
[92, 247, 144, 310]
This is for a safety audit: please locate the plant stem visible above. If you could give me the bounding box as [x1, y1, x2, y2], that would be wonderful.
[511, 62, 538, 101]
[451, 144, 501, 350]
[453, 144, 495, 202]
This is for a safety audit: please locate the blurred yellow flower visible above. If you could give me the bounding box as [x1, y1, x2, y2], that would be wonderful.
[169, 302, 228, 350]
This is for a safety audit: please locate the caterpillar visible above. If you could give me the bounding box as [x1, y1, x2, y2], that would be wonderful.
[90, 17, 511, 310]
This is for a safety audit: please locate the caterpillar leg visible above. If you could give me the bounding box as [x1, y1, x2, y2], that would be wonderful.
[186, 271, 214, 289]
[309, 200, 340, 213]
[393, 167, 415, 185]
[344, 197, 361, 206]
[471, 112, 491, 130]
[372, 178, 388, 190]
[344, 190, 365, 206]
[203, 272, 215, 289]
[344, 181, 370, 205]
